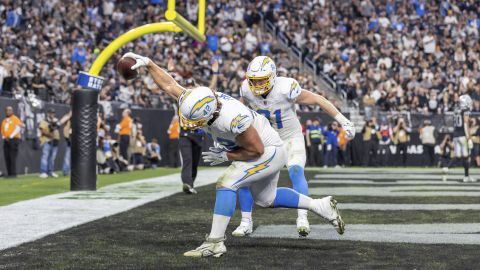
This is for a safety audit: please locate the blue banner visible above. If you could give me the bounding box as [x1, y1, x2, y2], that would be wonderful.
[77, 72, 104, 91]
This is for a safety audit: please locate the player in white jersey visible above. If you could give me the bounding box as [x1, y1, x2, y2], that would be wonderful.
[124, 52, 345, 258]
[234, 56, 355, 238]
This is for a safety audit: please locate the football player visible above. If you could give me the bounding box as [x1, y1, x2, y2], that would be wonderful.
[233, 56, 355, 237]
[449, 94, 476, 182]
[124, 52, 345, 258]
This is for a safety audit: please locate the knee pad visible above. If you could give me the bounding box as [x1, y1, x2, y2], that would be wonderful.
[254, 198, 274, 208]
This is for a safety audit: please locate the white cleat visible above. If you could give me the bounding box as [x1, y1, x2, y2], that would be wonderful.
[309, 196, 345, 235]
[232, 219, 253, 237]
[469, 176, 477, 183]
[463, 176, 470, 183]
[50, 172, 59, 178]
[184, 235, 226, 258]
[296, 211, 310, 238]
[39, 173, 48, 179]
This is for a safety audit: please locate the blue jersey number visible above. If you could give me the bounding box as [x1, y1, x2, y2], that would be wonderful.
[257, 109, 283, 129]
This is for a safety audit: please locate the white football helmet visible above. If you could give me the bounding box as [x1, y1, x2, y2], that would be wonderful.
[459, 94, 473, 111]
[178, 87, 218, 130]
[246, 56, 276, 96]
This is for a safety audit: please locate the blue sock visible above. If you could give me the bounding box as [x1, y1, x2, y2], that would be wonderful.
[214, 188, 237, 217]
[238, 186, 254, 213]
[273, 187, 301, 208]
[288, 165, 309, 195]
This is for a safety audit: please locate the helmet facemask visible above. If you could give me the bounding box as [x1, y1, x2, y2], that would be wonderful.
[247, 74, 274, 96]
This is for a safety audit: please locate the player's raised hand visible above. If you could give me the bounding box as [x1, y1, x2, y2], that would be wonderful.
[202, 147, 228, 166]
[122, 52, 151, 70]
[211, 60, 219, 73]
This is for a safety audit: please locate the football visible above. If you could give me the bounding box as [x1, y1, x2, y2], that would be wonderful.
[117, 56, 138, 80]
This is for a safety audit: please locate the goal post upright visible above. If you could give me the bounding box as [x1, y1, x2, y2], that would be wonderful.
[72, 0, 206, 191]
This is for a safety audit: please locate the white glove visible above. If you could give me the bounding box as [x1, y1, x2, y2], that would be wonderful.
[202, 147, 229, 166]
[122, 52, 151, 70]
[468, 139, 474, 150]
[335, 114, 355, 140]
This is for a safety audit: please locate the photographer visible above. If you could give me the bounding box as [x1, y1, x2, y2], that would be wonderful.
[38, 108, 60, 178]
[145, 138, 161, 169]
[393, 117, 411, 167]
[59, 111, 72, 176]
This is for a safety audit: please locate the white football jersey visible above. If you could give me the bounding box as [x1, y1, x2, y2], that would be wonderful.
[204, 92, 283, 151]
[240, 76, 303, 140]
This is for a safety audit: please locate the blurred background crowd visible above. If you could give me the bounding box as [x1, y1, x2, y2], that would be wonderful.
[260, 0, 480, 117]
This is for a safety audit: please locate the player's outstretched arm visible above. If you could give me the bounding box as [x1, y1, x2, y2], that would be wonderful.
[123, 52, 185, 99]
[296, 89, 355, 139]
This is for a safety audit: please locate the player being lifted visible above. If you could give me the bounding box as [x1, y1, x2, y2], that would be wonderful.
[447, 94, 476, 182]
[233, 56, 355, 237]
[123, 52, 345, 257]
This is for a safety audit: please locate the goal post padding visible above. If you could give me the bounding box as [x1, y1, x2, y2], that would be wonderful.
[71, 89, 98, 191]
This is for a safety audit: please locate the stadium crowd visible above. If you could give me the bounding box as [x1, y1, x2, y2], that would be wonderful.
[262, 0, 480, 117]
[0, 0, 331, 112]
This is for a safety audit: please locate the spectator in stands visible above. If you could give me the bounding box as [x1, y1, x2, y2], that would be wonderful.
[393, 118, 411, 167]
[306, 118, 323, 167]
[323, 121, 340, 168]
[419, 119, 437, 167]
[38, 108, 60, 178]
[116, 109, 132, 163]
[1, 106, 23, 178]
[167, 115, 180, 168]
[145, 138, 161, 169]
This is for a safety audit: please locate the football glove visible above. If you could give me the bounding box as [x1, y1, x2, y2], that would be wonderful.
[202, 147, 229, 166]
[122, 52, 151, 70]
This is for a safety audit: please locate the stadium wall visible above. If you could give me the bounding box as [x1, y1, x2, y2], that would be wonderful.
[0, 97, 442, 175]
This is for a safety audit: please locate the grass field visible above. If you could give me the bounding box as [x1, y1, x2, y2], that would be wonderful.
[0, 168, 180, 206]
[1, 168, 480, 269]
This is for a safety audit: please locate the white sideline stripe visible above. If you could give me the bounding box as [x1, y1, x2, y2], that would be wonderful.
[0, 169, 223, 251]
[314, 174, 467, 180]
[251, 224, 480, 245]
[310, 186, 480, 197]
[310, 180, 480, 185]
[340, 203, 480, 210]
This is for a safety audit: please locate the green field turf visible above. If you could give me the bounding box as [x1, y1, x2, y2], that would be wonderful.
[0, 168, 180, 206]
[1, 169, 480, 269]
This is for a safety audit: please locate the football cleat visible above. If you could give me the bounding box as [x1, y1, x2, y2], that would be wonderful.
[309, 196, 345, 235]
[182, 184, 197, 194]
[232, 219, 253, 237]
[183, 235, 226, 258]
[469, 176, 477, 183]
[296, 211, 310, 238]
[463, 176, 470, 183]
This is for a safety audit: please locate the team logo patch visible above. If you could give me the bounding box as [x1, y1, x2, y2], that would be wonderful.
[189, 96, 215, 118]
[289, 81, 299, 98]
[230, 114, 249, 132]
[261, 57, 270, 69]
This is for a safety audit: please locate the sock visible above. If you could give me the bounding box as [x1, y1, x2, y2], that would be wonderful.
[273, 187, 312, 209]
[288, 165, 309, 195]
[238, 186, 254, 213]
[463, 157, 469, 177]
[209, 188, 236, 239]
